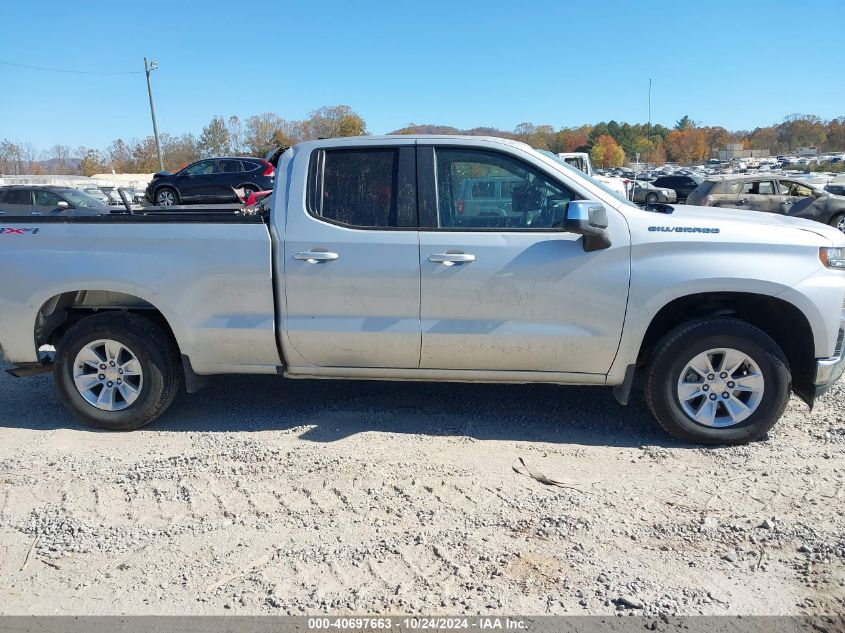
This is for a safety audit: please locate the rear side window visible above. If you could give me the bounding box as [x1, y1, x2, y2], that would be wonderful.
[219, 159, 242, 173]
[308, 148, 416, 228]
[3, 189, 31, 205]
[242, 161, 259, 172]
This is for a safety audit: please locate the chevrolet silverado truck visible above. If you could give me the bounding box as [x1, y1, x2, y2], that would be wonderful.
[2, 135, 845, 445]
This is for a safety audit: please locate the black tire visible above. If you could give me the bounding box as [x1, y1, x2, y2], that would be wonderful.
[54, 312, 180, 431]
[644, 318, 791, 445]
[828, 213, 845, 234]
[645, 192, 659, 205]
[155, 186, 179, 206]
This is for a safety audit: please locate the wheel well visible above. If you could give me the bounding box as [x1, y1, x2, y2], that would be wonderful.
[35, 291, 179, 355]
[638, 292, 816, 397]
[153, 184, 178, 198]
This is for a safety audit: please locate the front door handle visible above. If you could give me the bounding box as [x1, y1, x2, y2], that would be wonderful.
[428, 252, 476, 266]
[294, 250, 339, 263]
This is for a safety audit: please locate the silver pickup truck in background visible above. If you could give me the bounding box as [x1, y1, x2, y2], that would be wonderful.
[1, 135, 844, 445]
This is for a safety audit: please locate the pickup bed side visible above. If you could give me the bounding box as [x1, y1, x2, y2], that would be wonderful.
[0, 215, 280, 375]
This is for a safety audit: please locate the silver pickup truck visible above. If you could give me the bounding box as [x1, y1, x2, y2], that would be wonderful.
[2, 135, 845, 445]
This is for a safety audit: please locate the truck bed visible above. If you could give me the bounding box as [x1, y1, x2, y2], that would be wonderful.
[0, 212, 280, 375]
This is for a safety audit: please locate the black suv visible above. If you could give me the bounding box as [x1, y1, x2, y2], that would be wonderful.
[0, 185, 109, 216]
[651, 175, 703, 203]
[145, 157, 275, 206]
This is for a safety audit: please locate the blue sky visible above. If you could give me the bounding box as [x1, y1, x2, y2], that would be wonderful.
[1, 0, 843, 149]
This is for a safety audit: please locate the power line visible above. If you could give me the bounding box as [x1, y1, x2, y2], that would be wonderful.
[0, 58, 143, 75]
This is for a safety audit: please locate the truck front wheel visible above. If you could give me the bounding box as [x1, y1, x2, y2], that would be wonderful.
[644, 318, 791, 445]
[54, 312, 180, 431]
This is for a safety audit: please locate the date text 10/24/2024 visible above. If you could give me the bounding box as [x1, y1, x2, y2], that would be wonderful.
[307, 617, 528, 630]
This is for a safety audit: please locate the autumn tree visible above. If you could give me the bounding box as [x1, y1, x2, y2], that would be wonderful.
[227, 116, 243, 155]
[107, 139, 133, 172]
[244, 113, 287, 155]
[79, 149, 106, 176]
[589, 134, 625, 168]
[779, 114, 827, 150]
[663, 128, 708, 164]
[162, 133, 200, 171]
[199, 116, 231, 157]
[551, 126, 590, 153]
[306, 105, 366, 139]
[125, 137, 158, 172]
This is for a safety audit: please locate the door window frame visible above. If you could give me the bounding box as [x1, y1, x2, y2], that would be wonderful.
[305, 146, 417, 231]
[416, 145, 582, 232]
[2, 188, 33, 206]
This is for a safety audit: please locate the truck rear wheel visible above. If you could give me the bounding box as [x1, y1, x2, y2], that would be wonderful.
[54, 312, 180, 431]
[644, 318, 791, 445]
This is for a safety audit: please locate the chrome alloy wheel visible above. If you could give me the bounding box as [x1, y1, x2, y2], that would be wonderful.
[72, 339, 143, 411]
[676, 348, 764, 428]
[836, 215, 845, 233]
[156, 190, 175, 205]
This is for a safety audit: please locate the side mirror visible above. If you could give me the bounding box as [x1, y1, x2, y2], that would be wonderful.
[56, 200, 71, 210]
[564, 200, 611, 252]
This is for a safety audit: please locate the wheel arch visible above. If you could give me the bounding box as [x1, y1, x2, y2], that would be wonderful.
[152, 183, 179, 201]
[635, 291, 816, 402]
[35, 290, 184, 361]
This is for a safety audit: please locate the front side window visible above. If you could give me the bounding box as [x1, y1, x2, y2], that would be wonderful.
[34, 190, 62, 206]
[185, 160, 215, 176]
[434, 148, 575, 229]
[311, 149, 398, 227]
[780, 180, 814, 197]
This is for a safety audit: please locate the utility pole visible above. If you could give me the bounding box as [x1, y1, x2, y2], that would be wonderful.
[144, 57, 164, 172]
[647, 77, 652, 167]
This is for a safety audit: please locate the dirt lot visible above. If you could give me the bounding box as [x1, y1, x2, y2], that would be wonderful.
[0, 367, 843, 617]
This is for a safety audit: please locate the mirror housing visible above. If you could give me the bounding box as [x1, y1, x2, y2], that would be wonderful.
[56, 200, 71, 210]
[564, 200, 611, 252]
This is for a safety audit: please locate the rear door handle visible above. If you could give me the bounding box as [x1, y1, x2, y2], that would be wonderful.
[294, 250, 339, 263]
[428, 252, 476, 266]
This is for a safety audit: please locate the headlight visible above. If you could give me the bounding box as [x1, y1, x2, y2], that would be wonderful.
[819, 247, 845, 269]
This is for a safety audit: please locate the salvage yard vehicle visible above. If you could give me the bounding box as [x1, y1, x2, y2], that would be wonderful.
[651, 174, 702, 203]
[145, 157, 275, 206]
[2, 135, 845, 445]
[0, 185, 109, 216]
[629, 181, 677, 205]
[687, 175, 845, 232]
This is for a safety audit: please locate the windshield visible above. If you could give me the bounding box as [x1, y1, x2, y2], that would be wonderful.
[536, 150, 636, 208]
[61, 190, 109, 209]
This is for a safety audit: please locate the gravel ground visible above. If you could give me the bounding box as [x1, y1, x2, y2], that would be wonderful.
[0, 367, 843, 616]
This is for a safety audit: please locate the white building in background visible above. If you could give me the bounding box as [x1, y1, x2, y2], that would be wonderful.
[0, 173, 153, 189]
[713, 143, 771, 160]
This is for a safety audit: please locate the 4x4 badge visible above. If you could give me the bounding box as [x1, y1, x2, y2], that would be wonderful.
[0, 228, 40, 235]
